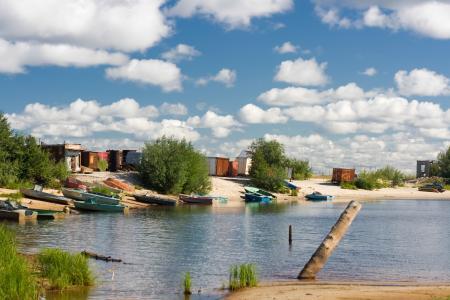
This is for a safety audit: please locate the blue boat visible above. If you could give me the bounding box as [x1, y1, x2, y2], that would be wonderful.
[62, 188, 120, 205]
[305, 192, 333, 202]
[284, 180, 299, 190]
[244, 192, 272, 203]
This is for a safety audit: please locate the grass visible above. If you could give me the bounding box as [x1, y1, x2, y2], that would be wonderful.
[183, 272, 191, 295]
[97, 160, 108, 172]
[229, 264, 258, 291]
[445, 185, 450, 191]
[290, 189, 298, 196]
[2, 180, 33, 190]
[0, 192, 23, 202]
[89, 185, 118, 198]
[0, 225, 38, 300]
[340, 181, 357, 190]
[38, 248, 94, 290]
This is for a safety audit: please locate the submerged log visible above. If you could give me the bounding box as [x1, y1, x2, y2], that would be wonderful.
[298, 200, 362, 280]
[81, 250, 122, 263]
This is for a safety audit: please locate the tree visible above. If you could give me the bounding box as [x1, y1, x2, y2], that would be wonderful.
[437, 146, 450, 179]
[249, 139, 287, 191]
[287, 159, 312, 180]
[138, 136, 211, 194]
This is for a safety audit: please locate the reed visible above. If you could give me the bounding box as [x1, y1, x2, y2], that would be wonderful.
[0, 225, 38, 300]
[183, 272, 191, 295]
[38, 248, 94, 290]
[229, 264, 257, 291]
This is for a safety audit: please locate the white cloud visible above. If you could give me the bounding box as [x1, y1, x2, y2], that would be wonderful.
[105, 59, 182, 92]
[362, 67, 377, 77]
[239, 104, 288, 124]
[167, 0, 293, 29]
[274, 41, 298, 54]
[159, 102, 188, 115]
[161, 44, 201, 62]
[0, 39, 128, 74]
[315, 6, 352, 28]
[187, 111, 240, 138]
[0, 0, 171, 52]
[196, 68, 236, 87]
[274, 57, 328, 86]
[395, 68, 450, 96]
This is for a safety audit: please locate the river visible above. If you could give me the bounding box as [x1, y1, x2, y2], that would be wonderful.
[7, 200, 450, 299]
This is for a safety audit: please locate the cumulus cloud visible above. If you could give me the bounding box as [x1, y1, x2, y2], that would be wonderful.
[362, 67, 377, 77]
[313, 1, 450, 40]
[105, 59, 182, 92]
[274, 41, 298, 54]
[274, 57, 328, 86]
[159, 102, 188, 115]
[187, 111, 240, 138]
[161, 44, 201, 62]
[196, 68, 236, 87]
[239, 104, 288, 124]
[395, 68, 450, 96]
[0, 39, 128, 74]
[167, 0, 293, 29]
[0, 0, 171, 52]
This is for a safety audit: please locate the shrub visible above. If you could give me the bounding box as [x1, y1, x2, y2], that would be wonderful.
[97, 159, 108, 172]
[286, 159, 312, 180]
[38, 248, 93, 290]
[183, 272, 191, 295]
[138, 137, 211, 195]
[90, 185, 118, 198]
[340, 181, 357, 190]
[290, 189, 298, 196]
[0, 225, 38, 300]
[229, 264, 257, 291]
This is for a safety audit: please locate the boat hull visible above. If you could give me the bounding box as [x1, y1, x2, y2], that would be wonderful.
[0, 209, 37, 222]
[179, 194, 213, 205]
[74, 200, 127, 213]
[62, 188, 120, 205]
[244, 193, 272, 203]
[244, 186, 276, 198]
[134, 194, 177, 206]
[20, 188, 72, 205]
[305, 194, 333, 201]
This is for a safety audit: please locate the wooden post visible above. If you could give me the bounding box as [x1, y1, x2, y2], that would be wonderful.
[298, 200, 362, 280]
[289, 225, 293, 245]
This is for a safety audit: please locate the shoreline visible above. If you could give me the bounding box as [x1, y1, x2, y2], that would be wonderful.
[225, 280, 450, 300]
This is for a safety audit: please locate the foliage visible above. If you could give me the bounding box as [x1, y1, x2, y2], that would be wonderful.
[249, 139, 287, 192]
[90, 185, 118, 198]
[97, 159, 108, 172]
[436, 146, 450, 179]
[290, 189, 298, 196]
[38, 248, 93, 290]
[340, 181, 357, 190]
[0, 192, 23, 202]
[138, 137, 211, 195]
[352, 166, 409, 190]
[0, 113, 69, 188]
[286, 159, 312, 180]
[229, 264, 257, 291]
[183, 272, 191, 295]
[0, 225, 38, 300]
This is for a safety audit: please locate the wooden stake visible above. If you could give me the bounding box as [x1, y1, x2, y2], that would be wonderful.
[289, 225, 293, 245]
[298, 200, 362, 280]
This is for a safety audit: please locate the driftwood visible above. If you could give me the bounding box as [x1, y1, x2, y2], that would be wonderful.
[81, 250, 122, 263]
[298, 200, 362, 280]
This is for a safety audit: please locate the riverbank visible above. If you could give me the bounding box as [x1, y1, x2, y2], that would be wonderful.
[225, 281, 450, 300]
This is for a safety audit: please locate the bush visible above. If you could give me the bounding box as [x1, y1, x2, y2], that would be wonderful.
[0, 225, 38, 300]
[436, 146, 450, 179]
[229, 264, 257, 291]
[138, 137, 211, 195]
[352, 166, 408, 190]
[287, 159, 312, 180]
[183, 272, 191, 295]
[340, 181, 357, 190]
[97, 159, 108, 172]
[38, 248, 93, 290]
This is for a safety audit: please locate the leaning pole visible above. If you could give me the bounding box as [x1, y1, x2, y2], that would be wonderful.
[298, 200, 362, 280]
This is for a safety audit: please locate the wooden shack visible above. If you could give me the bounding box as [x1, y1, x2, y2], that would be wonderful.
[41, 143, 82, 173]
[332, 168, 356, 184]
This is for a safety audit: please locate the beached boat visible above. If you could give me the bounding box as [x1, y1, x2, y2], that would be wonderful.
[179, 194, 213, 205]
[104, 178, 135, 192]
[20, 186, 73, 205]
[64, 177, 87, 190]
[62, 188, 120, 205]
[134, 194, 177, 206]
[244, 186, 276, 198]
[284, 180, 300, 190]
[73, 199, 128, 213]
[0, 209, 37, 222]
[2, 200, 65, 220]
[305, 192, 333, 201]
[418, 183, 445, 193]
[244, 192, 272, 203]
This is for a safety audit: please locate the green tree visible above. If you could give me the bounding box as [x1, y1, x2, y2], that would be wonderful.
[249, 139, 287, 192]
[286, 159, 312, 180]
[437, 146, 450, 179]
[138, 136, 211, 194]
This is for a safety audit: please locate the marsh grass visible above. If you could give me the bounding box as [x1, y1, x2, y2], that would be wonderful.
[229, 264, 257, 291]
[38, 248, 94, 290]
[0, 192, 23, 202]
[183, 272, 191, 295]
[0, 225, 38, 300]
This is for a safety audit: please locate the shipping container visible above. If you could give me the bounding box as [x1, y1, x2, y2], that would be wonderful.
[107, 150, 123, 172]
[237, 157, 252, 175]
[229, 160, 238, 177]
[122, 150, 137, 166]
[207, 157, 216, 176]
[81, 151, 99, 170]
[125, 152, 142, 166]
[216, 157, 230, 177]
[332, 168, 356, 184]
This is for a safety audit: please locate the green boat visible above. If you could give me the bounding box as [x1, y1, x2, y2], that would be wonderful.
[244, 186, 277, 198]
[73, 199, 128, 213]
[62, 188, 120, 205]
[29, 209, 66, 220]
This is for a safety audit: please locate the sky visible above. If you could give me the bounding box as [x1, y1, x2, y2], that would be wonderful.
[1, 0, 450, 174]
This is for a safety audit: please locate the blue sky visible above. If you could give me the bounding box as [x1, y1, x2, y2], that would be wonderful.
[1, 0, 450, 173]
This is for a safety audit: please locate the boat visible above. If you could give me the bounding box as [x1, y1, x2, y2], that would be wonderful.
[64, 177, 87, 190]
[305, 192, 333, 201]
[134, 194, 177, 206]
[244, 192, 272, 203]
[62, 188, 120, 205]
[179, 194, 214, 205]
[418, 183, 445, 193]
[2, 200, 65, 220]
[104, 178, 135, 192]
[284, 180, 300, 190]
[73, 199, 128, 213]
[244, 186, 276, 198]
[0, 209, 37, 222]
[20, 186, 73, 205]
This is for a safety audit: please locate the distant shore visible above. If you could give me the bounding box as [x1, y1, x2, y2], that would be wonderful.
[225, 281, 450, 300]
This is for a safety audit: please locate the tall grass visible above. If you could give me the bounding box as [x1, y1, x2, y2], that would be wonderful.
[0, 225, 38, 300]
[0, 192, 23, 202]
[89, 185, 118, 198]
[183, 272, 191, 295]
[38, 248, 93, 290]
[229, 264, 257, 291]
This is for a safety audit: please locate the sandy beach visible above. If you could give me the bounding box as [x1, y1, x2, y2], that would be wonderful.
[225, 281, 450, 300]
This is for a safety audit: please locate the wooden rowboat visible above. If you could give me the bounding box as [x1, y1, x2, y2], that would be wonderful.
[244, 186, 277, 198]
[73, 199, 128, 213]
[20, 187, 73, 205]
[305, 192, 333, 201]
[0, 209, 37, 222]
[244, 192, 272, 203]
[134, 194, 177, 206]
[62, 188, 120, 205]
[179, 194, 213, 205]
